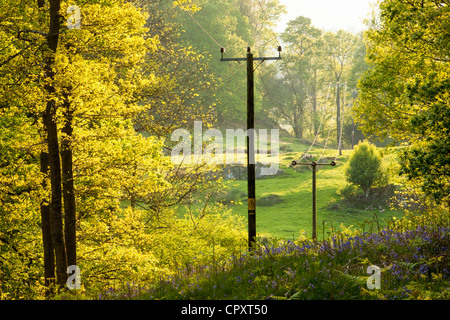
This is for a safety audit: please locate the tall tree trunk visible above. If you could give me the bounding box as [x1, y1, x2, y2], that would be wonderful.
[37, 0, 56, 296]
[292, 109, 302, 139]
[297, 63, 304, 140]
[312, 69, 318, 136]
[43, 105, 67, 289]
[40, 150, 55, 297]
[43, 0, 67, 289]
[336, 81, 342, 156]
[61, 100, 76, 268]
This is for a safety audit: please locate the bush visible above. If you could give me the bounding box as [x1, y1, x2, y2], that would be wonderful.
[345, 141, 387, 197]
[337, 184, 362, 199]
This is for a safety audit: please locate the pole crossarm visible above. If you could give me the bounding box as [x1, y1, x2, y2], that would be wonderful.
[254, 57, 282, 61]
[220, 57, 281, 62]
[220, 58, 247, 62]
[291, 160, 336, 167]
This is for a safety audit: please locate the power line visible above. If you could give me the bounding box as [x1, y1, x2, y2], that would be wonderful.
[334, 83, 347, 163]
[290, 84, 337, 241]
[175, 0, 224, 49]
[177, 0, 339, 164]
[257, 0, 337, 164]
[256, 0, 280, 47]
[258, 65, 321, 165]
[291, 83, 333, 164]
[256, 0, 302, 114]
[317, 114, 333, 163]
[317, 84, 334, 163]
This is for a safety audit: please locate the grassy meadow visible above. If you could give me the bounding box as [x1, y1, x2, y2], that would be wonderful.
[217, 135, 404, 240]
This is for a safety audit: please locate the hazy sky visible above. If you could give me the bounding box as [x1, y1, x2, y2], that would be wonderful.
[276, 0, 376, 34]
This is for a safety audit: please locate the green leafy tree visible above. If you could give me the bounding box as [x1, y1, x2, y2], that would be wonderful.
[174, 0, 285, 124]
[345, 141, 386, 197]
[278, 16, 323, 139]
[356, 0, 450, 207]
[323, 30, 357, 154]
[174, 0, 251, 123]
[0, 0, 169, 295]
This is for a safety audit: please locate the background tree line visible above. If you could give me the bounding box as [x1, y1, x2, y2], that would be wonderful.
[174, 0, 369, 152]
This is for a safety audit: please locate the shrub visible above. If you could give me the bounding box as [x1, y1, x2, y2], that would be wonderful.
[337, 183, 362, 199]
[345, 141, 387, 197]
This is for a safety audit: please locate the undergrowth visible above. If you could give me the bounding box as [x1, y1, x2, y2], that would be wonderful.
[98, 210, 449, 300]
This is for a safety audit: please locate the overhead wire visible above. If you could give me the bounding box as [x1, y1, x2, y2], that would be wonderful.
[296, 106, 328, 163]
[257, 0, 351, 167]
[208, 0, 253, 113]
[257, 0, 337, 165]
[316, 84, 334, 163]
[175, 0, 224, 49]
[175, 0, 300, 122]
[256, 0, 302, 115]
[333, 83, 347, 163]
[175, 0, 249, 127]
[175, 0, 343, 166]
[293, 82, 334, 165]
[312, 82, 346, 178]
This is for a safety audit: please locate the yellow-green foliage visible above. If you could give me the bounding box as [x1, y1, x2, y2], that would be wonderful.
[0, 114, 44, 299]
[344, 140, 387, 196]
[149, 205, 246, 274]
[389, 208, 450, 233]
[62, 205, 246, 298]
[0, 0, 228, 299]
[356, 0, 450, 206]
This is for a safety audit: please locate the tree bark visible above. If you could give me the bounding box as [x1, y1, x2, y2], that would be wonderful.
[43, 0, 67, 289]
[43, 105, 67, 289]
[336, 82, 342, 156]
[61, 100, 76, 268]
[40, 151, 55, 297]
[312, 69, 318, 136]
[292, 109, 302, 139]
[37, 0, 56, 296]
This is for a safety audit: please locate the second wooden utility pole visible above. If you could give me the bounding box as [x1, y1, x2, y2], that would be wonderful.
[221, 46, 281, 250]
[291, 160, 336, 240]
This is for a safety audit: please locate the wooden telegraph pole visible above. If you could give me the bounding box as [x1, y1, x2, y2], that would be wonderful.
[221, 46, 281, 250]
[291, 160, 336, 240]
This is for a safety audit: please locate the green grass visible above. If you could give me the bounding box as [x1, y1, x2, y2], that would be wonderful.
[220, 140, 403, 240]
